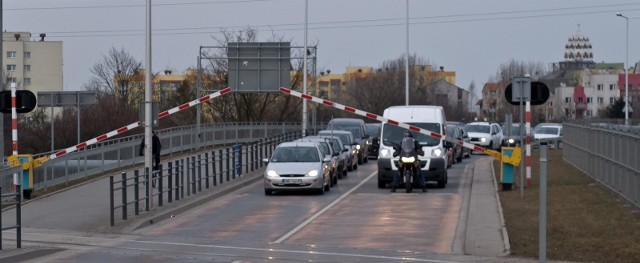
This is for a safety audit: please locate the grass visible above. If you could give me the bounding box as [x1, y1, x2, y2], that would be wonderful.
[494, 149, 640, 263]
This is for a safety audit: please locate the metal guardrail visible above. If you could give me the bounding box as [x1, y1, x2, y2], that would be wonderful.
[563, 122, 640, 209]
[110, 132, 299, 225]
[1, 122, 325, 196]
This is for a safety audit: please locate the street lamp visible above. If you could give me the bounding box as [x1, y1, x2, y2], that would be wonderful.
[617, 12, 629, 125]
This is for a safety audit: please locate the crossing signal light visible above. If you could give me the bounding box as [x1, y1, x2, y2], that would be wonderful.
[0, 90, 37, 113]
[505, 81, 550, 106]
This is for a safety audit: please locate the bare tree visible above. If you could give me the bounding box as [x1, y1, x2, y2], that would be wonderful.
[87, 47, 142, 99]
[489, 59, 549, 123]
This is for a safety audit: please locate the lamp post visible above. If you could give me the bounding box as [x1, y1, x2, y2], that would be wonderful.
[617, 12, 629, 126]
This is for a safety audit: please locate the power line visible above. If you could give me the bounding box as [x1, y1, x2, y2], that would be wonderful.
[45, 6, 640, 39]
[5, 0, 273, 11]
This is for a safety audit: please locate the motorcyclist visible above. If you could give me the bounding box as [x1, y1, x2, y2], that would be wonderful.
[391, 131, 427, 192]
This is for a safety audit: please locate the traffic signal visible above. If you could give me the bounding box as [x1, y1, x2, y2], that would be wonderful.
[0, 90, 37, 113]
[505, 81, 550, 106]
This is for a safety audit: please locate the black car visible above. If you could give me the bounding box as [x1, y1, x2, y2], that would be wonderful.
[327, 118, 370, 164]
[364, 123, 381, 159]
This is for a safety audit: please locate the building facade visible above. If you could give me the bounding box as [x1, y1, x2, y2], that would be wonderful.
[2, 32, 63, 97]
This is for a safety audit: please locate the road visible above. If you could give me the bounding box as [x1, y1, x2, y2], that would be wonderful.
[1, 156, 528, 262]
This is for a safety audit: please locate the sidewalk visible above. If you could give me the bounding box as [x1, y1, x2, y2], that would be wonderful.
[465, 157, 510, 257]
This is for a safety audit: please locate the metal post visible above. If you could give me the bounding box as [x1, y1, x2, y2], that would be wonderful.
[144, 0, 153, 209]
[121, 172, 127, 221]
[197, 53, 202, 146]
[539, 142, 548, 262]
[405, 0, 409, 106]
[158, 164, 163, 207]
[302, 0, 308, 137]
[134, 171, 139, 215]
[16, 184, 21, 248]
[109, 176, 114, 226]
[168, 161, 173, 203]
[519, 87, 524, 199]
[205, 152, 210, 189]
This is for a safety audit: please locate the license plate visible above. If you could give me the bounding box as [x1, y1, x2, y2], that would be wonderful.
[282, 179, 303, 184]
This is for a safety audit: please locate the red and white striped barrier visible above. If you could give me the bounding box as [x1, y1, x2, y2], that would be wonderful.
[525, 101, 532, 186]
[11, 83, 18, 185]
[30, 87, 232, 167]
[279, 87, 512, 164]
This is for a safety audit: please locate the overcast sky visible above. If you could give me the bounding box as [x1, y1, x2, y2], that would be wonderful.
[4, 0, 640, 94]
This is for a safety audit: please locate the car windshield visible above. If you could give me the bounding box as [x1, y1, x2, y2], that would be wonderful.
[536, 126, 560, 135]
[382, 122, 441, 147]
[319, 131, 352, 145]
[502, 125, 521, 135]
[401, 137, 417, 153]
[465, 124, 490, 133]
[330, 124, 362, 139]
[365, 124, 381, 137]
[271, 146, 320, 162]
[447, 126, 457, 137]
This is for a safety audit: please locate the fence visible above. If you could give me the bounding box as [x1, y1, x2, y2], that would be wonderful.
[1, 122, 323, 196]
[562, 121, 640, 209]
[109, 132, 299, 226]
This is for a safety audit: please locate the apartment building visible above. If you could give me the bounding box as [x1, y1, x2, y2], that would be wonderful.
[2, 32, 63, 96]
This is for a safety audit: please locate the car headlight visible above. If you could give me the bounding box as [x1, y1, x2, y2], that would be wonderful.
[432, 148, 442, 157]
[266, 170, 279, 178]
[356, 144, 361, 150]
[400, 156, 415, 163]
[307, 170, 319, 177]
[507, 138, 515, 144]
[380, 148, 390, 157]
[480, 137, 487, 142]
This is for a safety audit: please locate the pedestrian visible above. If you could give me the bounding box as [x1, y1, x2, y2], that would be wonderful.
[139, 130, 162, 171]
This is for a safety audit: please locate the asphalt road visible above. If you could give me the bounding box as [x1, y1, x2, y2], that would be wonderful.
[1, 155, 551, 262]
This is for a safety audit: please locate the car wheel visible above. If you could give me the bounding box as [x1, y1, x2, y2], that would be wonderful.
[457, 153, 463, 162]
[378, 178, 386, 188]
[343, 169, 348, 178]
[354, 162, 358, 170]
[437, 173, 447, 188]
[332, 173, 338, 186]
[264, 189, 272, 195]
[357, 154, 363, 165]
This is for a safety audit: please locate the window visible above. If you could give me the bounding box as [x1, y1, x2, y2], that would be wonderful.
[578, 97, 583, 103]
[597, 97, 604, 104]
[565, 97, 572, 103]
[23, 52, 31, 59]
[610, 84, 616, 90]
[24, 78, 31, 85]
[24, 65, 31, 72]
[6, 77, 16, 83]
[610, 97, 615, 104]
[6, 51, 16, 58]
[6, 64, 16, 71]
[587, 97, 592, 104]
[586, 110, 593, 116]
[548, 101, 553, 107]
[597, 84, 603, 91]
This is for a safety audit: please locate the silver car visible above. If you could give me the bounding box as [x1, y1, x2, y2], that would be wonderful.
[318, 130, 359, 171]
[295, 137, 339, 186]
[263, 141, 332, 195]
[313, 135, 349, 178]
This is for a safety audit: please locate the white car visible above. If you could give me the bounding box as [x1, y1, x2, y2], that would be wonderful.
[533, 124, 563, 148]
[465, 122, 503, 151]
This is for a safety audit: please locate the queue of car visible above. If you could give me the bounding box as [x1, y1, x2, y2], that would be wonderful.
[263, 113, 562, 195]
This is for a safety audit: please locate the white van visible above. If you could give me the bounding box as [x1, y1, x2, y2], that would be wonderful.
[377, 105, 449, 189]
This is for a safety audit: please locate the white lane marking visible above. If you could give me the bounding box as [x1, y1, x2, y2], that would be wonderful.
[273, 171, 377, 244]
[11, 230, 464, 263]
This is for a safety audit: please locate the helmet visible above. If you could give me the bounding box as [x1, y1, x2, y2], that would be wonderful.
[404, 131, 413, 138]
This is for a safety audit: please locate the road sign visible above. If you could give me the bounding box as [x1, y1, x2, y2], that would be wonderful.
[0, 90, 37, 113]
[505, 81, 550, 106]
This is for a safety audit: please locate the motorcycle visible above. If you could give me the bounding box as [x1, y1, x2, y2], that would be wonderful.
[389, 137, 423, 193]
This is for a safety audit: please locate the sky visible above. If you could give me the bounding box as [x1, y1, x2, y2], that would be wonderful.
[4, 0, 640, 96]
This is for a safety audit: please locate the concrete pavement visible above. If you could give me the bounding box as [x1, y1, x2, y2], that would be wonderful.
[0, 155, 558, 262]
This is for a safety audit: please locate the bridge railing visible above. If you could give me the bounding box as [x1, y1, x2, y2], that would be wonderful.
[562, 121, 640, 209]
[1, 122, 324, 196]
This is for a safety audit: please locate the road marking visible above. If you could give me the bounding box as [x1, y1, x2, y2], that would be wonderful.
[10, 230, 464, 263]
[273, 171, 377, 244]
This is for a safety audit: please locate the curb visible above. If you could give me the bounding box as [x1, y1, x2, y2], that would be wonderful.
[490, 158, 511, 255]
